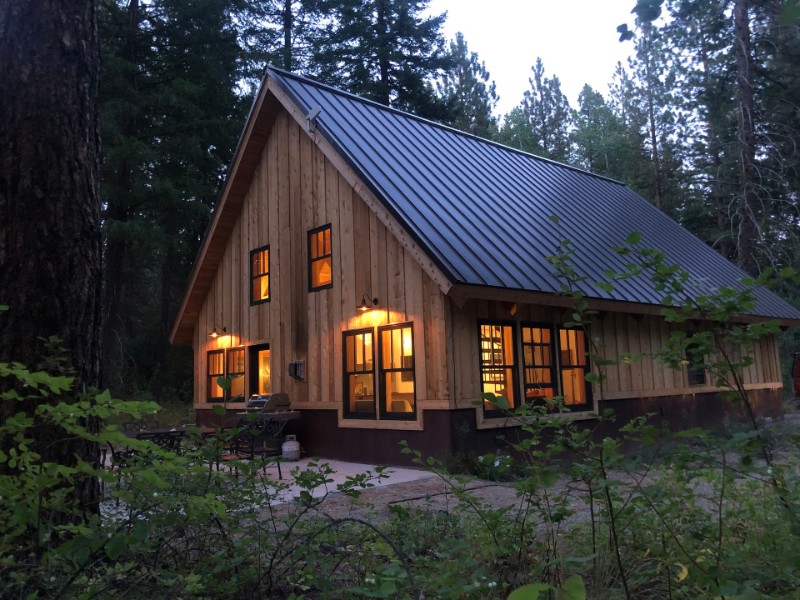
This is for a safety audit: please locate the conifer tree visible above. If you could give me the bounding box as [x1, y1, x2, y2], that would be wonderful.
[312, 0, 450, 119]
[437, 32, 498, 137]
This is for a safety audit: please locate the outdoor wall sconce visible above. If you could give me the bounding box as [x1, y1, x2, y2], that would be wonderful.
[357, 294, 379, 312]
[208, 324, 227, 338]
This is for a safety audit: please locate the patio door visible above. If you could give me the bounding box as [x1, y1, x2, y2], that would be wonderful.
[248, 344, 271, 397]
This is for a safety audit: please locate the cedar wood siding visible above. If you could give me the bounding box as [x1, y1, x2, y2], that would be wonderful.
[193, 109, 450, 429]
[448, 299, 783, 429]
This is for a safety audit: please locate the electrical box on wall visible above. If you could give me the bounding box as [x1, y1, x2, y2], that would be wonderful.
[288, 360, 305, 380]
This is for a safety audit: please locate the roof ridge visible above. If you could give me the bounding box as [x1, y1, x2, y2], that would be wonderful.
[265, 65, 627, 187]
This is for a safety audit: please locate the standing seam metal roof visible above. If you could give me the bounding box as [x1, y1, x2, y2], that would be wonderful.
[268, 67, 800, 321]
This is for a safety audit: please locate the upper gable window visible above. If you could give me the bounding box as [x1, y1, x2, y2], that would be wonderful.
[250, 245, 270, 305]
[308, 224, 333, 291]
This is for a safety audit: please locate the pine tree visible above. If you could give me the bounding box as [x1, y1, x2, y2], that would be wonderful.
[1, 0, 102, 513]
[437, 32, 498, 137]
[498, 58, 573, 163]
[99, 0, 250, 398]
[572, 85, 628, 178]
[312, 0, 450, 119]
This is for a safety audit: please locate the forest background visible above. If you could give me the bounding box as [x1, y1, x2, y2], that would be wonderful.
[98, 0, 800, 404]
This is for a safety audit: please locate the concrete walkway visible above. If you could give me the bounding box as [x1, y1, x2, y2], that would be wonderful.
[270, 457, 437, 504]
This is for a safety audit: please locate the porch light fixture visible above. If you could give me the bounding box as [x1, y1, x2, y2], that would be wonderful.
[357, 294, 379, 312]
[208, 324, 227, 338]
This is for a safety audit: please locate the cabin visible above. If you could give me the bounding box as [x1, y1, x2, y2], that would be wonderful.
[170, 67, 800, 464]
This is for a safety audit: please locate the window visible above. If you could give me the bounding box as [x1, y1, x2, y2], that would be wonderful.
[521, 325, 556, 403]
[686, 343, 706, 386]
[379, 324, 415, 419]
[207, 348, 245, 403]
[207, 350, 224, 402]
[249, 344, 271, 396]
[557, 327, 592, 409]
[480, 323, 593, 416]
[250, 245, 270, 304]
[344, 329, 375, 417]
[227, 347, 245, 401]
[520, 324, 592, 411]
[479, 323, 518, 414]
[308, 224, 332, 290]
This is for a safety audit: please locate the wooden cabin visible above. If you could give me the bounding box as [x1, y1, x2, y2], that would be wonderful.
[170, 68, 800, 464]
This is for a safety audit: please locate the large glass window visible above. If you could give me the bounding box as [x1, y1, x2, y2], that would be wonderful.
[344, 329, 375, 417]
[207, 350, 224, 402]
[483, 323, 593, 416]
[308, 224, 333, 291]
[379, 324, 415, 419]
[250, 245, 270, 304]
[479, 323, 518, 413]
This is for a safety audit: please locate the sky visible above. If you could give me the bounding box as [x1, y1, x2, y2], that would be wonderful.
[427, 0, 638, 115]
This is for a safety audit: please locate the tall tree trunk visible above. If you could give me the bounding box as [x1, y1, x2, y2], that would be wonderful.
[0, 0, 102, 513]
[643, 24, 663, 211]
[733, 0, 759, 275]
[282, 0, 293, 70]
[375, 0, 391, 104]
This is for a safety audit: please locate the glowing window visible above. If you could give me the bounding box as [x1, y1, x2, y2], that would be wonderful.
[308, 224, 333, 290]
[379, 324, 415, 419]
[250, 245, 270, 304]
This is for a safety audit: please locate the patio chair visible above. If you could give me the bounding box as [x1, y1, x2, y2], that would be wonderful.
[215, 423, 282, 479]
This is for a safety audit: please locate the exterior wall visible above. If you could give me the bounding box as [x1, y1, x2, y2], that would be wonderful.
[193, 109, 450, 429]
[448, 298, 784, 429]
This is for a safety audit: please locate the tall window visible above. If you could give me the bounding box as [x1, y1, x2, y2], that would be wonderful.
[207, 350, 224, 402]
[558, 328, 591, 409]
[344, 329, 375, 417]
[686, 342, 706, 386]
[479, 323, 517, 413]
[227, 347, 245, 401]
[308, 224, 332, 291]
[249, 344, 271, 396]
[521, 325, 556, 403]
[250, 245, 270, 304]
[379, 324, 415, 419]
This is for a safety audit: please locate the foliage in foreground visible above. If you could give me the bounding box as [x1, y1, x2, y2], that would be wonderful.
[3, 354, 800, 599]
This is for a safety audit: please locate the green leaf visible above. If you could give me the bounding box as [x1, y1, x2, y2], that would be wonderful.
[560, 575, 586, 600]
[509, 582, 552, 600]
[625, 231, 642, 245]
[212, 404, 227, 416]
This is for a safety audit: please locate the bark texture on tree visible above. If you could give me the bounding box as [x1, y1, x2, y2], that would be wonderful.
[733, 0, 760, 275]
[0, 0, 102, 511]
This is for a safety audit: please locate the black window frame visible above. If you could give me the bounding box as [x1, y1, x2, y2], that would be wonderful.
[686, 342, 707, 386]
[520, 322, 558, 406]
[343, 328, 376, 419]
[478, 320, 519, 417]
[250, 244, 270, 305]
[308, 224, 333, 292]
[555, 325, 593, 411]
[378, 322, 417, 421]
[207, 349, 225, 403]
[226, 347, 246, 402]
[207, 348, 247, 403]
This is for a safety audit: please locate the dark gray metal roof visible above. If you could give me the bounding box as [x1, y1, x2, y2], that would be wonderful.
[269, 67, 800, 321]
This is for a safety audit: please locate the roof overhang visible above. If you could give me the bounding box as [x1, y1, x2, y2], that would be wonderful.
[448, 283, 800, 327]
